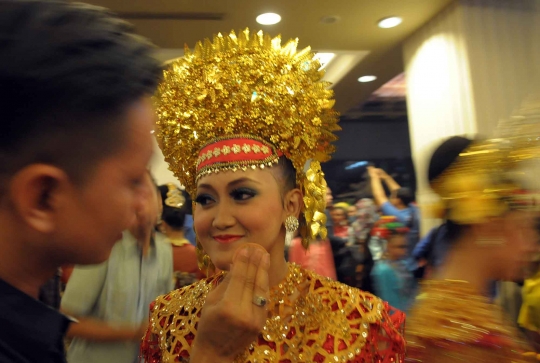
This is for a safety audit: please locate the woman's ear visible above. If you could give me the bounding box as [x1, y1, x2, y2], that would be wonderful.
[284, 188, 303, 218]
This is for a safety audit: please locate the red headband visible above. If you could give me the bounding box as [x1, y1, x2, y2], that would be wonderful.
[196, 135, 283, 180]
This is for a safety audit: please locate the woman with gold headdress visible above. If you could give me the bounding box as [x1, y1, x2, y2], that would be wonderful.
[406, 104, 540, 362]
[156, 184, 205, 287]
[140, 29, 405, 363]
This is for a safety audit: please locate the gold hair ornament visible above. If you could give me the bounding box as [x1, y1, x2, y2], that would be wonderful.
[164, 183, 186, 208]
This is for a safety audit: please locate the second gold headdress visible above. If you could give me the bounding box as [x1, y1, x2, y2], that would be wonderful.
[155, 29, 340, 250]
[430, 93, 540, 224]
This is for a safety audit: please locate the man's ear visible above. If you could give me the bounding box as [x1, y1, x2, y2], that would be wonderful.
[9, 164, 70, 234]
[284, 188, 303, 218]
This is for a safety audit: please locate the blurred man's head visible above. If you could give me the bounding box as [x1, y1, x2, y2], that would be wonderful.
[0, 1, 162, 267]
[390, 188, 414, 210]
[330, 206, 348, 226]
[325, 187, 333, 209]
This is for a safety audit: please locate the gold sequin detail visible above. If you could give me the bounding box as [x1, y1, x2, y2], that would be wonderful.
[407, 280, 535, 362]
[145, 264, 404, 362]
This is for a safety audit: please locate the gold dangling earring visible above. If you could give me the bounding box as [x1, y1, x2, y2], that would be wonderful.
[284, 215, 299, 248]
[196, 239, 215, 276]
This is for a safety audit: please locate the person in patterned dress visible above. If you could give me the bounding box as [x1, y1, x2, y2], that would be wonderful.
[140, 29, 406, 363]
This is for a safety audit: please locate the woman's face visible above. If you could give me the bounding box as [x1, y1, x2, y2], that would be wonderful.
[330, 208, 347, 225]
[193, 168, 289, 271]
[497, 211, 539, 281]
[347, 206, 357, 219]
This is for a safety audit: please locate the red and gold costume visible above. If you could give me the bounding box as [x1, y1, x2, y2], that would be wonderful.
[142, 28, 406, 362]
[406, 280, 534, 362]
[142, 264, 405, 363]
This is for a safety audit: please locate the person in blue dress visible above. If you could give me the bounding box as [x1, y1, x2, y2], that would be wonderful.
[370, 218, 415, 313]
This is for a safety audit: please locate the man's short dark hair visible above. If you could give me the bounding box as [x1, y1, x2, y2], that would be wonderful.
[0, 0, 162, 186]
[396, 187, 413, 206]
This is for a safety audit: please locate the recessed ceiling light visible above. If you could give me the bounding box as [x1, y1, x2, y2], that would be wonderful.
[358, 75, 377, 83]
[378, 16, 402, 28]
[256, 13, 281, 25]
[320, 15, 341, 24]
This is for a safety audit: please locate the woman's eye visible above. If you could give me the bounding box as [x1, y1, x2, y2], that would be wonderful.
[231, 188, 257, 201]
[195, 194, 215, 206]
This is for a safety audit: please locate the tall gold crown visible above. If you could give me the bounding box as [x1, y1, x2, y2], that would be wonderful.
[155, 29, 340, 247]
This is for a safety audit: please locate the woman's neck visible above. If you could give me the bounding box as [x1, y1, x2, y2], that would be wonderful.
[433, 237, 496, 296]
[268, 244, 289, 288]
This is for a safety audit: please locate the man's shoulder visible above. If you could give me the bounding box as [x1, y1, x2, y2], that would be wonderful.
[0, 279, 70, 363]
[154, 234, 173, 253]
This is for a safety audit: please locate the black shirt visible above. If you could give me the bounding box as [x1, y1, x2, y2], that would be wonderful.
[0, 278, 71, 363]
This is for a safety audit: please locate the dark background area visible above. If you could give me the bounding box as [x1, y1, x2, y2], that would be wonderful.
[321, 112, 416, 203]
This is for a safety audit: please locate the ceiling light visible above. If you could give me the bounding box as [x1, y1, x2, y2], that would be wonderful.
[378, 16, 402, 28]
[256, 13, 281, 25]
[313, 52, 335, 69]
[358, 75, 377, 83]
[320, 15, 341, 24]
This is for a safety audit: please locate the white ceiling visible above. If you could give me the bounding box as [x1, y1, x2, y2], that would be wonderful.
[78, 0, 454, 114]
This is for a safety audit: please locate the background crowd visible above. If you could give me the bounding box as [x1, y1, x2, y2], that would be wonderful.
[37, 164, 539, 362]
[1, 1, 539, 362]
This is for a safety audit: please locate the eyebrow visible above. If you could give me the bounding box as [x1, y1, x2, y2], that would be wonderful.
[197, 177, 262, 191]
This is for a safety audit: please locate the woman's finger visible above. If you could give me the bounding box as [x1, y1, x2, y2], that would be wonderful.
[239, 247, 265, 311]
[252, 252, 270, 321]
[222, 245, 252, 301]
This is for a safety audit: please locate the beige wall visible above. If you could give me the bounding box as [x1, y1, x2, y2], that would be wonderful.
[149, 137, 181, 186]
[403, 0, 539, 233]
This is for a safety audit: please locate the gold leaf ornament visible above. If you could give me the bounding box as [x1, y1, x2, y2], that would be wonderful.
[300, 161, 328, 247]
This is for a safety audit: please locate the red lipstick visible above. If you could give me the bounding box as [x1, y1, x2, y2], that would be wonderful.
[213, 234, 243, 244]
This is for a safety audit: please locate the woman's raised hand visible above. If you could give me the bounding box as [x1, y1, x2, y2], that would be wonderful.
[190, 243, 270, 362]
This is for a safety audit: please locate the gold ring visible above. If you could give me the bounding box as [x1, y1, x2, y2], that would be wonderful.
[252, 295, 267, 307]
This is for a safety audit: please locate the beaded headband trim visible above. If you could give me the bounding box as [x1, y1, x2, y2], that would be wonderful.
[196, 135, 283, 181]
